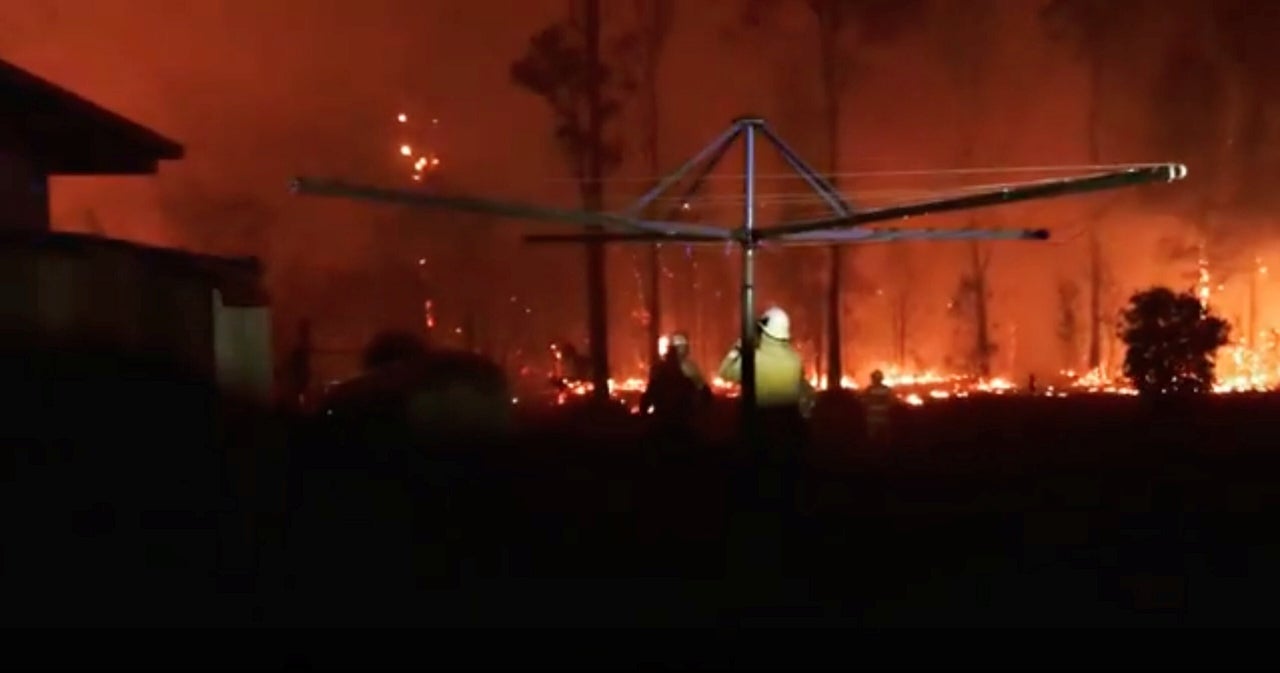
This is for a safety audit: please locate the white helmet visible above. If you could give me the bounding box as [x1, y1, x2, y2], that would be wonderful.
[759, 306, 791, 341]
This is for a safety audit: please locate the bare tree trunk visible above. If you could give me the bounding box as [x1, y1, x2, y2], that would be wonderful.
[1085, 51, 1105, 372]
[1249, 263, 1258, 349]
[819, 16, 843, 388]
[583, 0, 611, 401]
[968, 237, 992, 378]
[827, 247, 842, 384]
[646, 245, 661, 364]
[691, 252, 704, 364]
[639, 0, 666, 369]
[1087, 228, 1103, 370]
[892, 293, 908, 368]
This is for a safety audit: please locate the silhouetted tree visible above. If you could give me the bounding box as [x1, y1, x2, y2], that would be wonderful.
[510, 2, 638, 400]
[1119, 287, 1229, 396]
[1056, 279, 1081, 370]
[935, 0, 998, 379]
[737, 0, 924, 385]
[948, 249, 997, 378]
[1040, 0, 1145, 373]
[510, 14, 633, 183]
[886, 244, 917, 369]
[806, 0, 923, 383]
[629, 0, 674, 370]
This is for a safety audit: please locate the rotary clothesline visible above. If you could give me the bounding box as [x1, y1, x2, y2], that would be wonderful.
[293, 164, 1184, 244]
[538, 162, 1178, 184]
[292, 116, 1187, 415]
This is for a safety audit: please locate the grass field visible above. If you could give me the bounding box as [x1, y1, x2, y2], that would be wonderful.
[9, 359, 1280, 642]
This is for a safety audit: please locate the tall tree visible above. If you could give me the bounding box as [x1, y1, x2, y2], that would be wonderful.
[946, 243, 996, 377]
[630, 0, 674, 370]
[510, 2, 636, 400]
[886, 243, 917, 370]
[738, 0, 923, 385]
[1041, 0, 1154, 374]
[1056, 278, 1081, 371]
[935, 0, 998, 377]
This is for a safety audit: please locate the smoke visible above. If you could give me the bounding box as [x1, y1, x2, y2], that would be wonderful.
[4, 0, 1280, 383]
[156, 177, 275, 260]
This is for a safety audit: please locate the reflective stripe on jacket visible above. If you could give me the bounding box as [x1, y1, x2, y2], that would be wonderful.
[864, 384, 893, 421]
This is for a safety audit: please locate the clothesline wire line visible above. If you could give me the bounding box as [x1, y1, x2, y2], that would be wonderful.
[597, 175, 1102, 212]
[634, 178, 1059, 205]
[538, 162, 1173, 184]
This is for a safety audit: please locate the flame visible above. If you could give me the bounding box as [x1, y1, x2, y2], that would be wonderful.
[657, 335, 670, 357]
[541, 255, 1277, 410]
[394, 112, 442, 181]
[1193, 255, 1278, 392]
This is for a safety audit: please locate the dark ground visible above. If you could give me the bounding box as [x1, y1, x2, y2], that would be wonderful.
[4, 350, 1280, 669]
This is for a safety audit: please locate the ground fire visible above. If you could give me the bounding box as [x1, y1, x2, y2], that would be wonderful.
[550, 245, 1278, 412]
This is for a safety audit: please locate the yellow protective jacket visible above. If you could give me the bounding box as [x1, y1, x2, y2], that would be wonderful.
[863, 383, 893, 423]
[717, 336, 810, 409]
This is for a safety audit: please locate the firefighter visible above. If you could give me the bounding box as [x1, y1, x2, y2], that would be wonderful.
[863, 369, 894, 446]
[718, 307, 812, 568]
[669, 332, 710, 399]
[718, 306, 817, 426]
[641, 331, 707, 445]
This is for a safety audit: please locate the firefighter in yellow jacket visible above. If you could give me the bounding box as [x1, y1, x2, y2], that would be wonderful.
[718, 306, 813, 522]
[717, 306, 815, 417]
[863, 369, 894, 446]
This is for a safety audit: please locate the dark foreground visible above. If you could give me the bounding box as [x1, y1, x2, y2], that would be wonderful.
[5, 352, 1280, 669]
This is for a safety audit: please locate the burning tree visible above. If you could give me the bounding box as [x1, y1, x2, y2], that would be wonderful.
[509, 2, 638, 399]
[1119, 287, 1230, 396]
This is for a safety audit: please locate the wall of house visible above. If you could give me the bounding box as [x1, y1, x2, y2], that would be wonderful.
[213, 289, 273, 405]
[0, 237, 279, 587]
[24, 242, 215, 374]
[0, 150, 49, 231]
[0, 239, 276, 393]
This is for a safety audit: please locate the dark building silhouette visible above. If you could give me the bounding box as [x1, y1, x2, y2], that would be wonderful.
[0, 59, 285, 627]
[0, 58, 183, 228]
[0, 58, 272, 402]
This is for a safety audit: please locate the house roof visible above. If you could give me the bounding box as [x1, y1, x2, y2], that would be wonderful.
[0, 59, 184, 175]
[0, 230, 266, 306]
